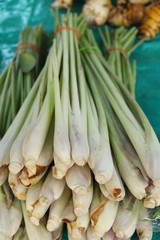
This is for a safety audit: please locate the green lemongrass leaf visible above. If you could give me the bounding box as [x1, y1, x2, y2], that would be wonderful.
[53, 39, 71, 166]
[0, 68, 43, 167]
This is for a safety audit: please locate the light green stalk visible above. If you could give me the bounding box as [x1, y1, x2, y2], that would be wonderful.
[112, 192, 141, 239]
[47, 185, 71, 232]
[9, 198, 22, 237]
[22, 201, 52, 240]
[30, 170, 65, 225]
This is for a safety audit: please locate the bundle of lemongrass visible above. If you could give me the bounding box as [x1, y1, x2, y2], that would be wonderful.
[0, 12, 159, 239]
[0, 25, 50, 138]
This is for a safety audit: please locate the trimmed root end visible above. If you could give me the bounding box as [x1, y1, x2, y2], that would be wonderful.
[143, 198, 156, 208]
[47, 218, 60, 232]
[116, 231, 125, 239]
[30, 216, 40, 226]
[9, 163, 23, 174]
[74, 206, 87, 217]
[52, 166, 66, 179]
[74, 186, 88, 195]
[95, 172, 109, 184]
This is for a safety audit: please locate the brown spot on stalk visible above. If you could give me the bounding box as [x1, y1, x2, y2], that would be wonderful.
[62, 218, 72, 223]
[31, 199, 39, 209]
[28, 165, 46, 179]
[137, 230, 143, 237]
[113, 188, 122, 198]
[91, 203, 106, 225]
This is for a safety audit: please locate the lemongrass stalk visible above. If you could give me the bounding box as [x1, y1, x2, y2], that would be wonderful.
[53, 39, 71, 167]
[0, 187, 10, 239]
[18, 168, 31, 187]
[90, 183, 118, 237]
[112, 192, 141, 239]
[89, 56, 149, 199]
[112, 140, 148, 200]
[31, 119, 53, 171]
[9, 107, 33, 174]
[0, 166, 9, 186]
[65, 164, 91, 195]
[103, 95, 149, 200]
[89, 39, 160, 184]
[82, 59, 114, 184]
[90, 184, 118, 237]
[74, 15, 89, 164]
[102, 162, 125, 201]
[22, 51, 55, 175]
[8, 171, 27, 200]
[68, 15, 89, 166]
[13, 227, 29, 240]
[69, 213, 90, 240]
[47, 186, 71, 232]
[9, 198, 22, 237]
[2, 181, 14, 208]
[30, 170, 65, 225]
[86, 226, 101, 240]
[61, 198, 76, 223]
[114, 77, 160, 183]
[73, 179, 93, 217]
[0, 68, 43, 167]
[136, 205, 153, 240]
[22, 201, 52, 240]
[51, 224, 63, 240]
[91, 199, 118, 238]
[26, 178, 44, 213]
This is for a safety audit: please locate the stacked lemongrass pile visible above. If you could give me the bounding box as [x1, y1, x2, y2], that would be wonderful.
[0, 25, 50, 138]
[0, 12, 159, 239]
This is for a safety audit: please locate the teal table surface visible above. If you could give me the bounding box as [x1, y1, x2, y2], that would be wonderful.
[1, 0, 160, 239]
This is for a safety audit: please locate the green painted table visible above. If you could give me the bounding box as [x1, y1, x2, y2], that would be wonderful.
[1, 0, 160, 239]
